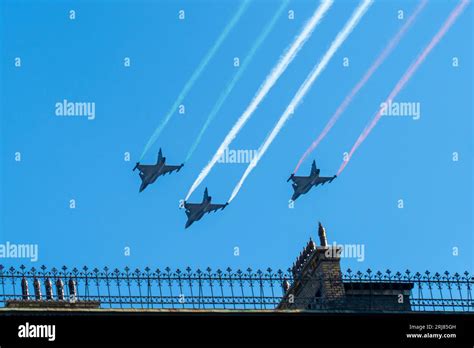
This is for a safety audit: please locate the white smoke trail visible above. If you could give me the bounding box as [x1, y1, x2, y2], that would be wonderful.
[185, 0, 290, 162]
[229, 0, 373, 202]
[185, 0, 334, 201]
[139, 0, 251, 161]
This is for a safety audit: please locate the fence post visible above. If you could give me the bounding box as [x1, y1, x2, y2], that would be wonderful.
[21, 277, 29, 300]
[56, 279, 64, 300]
[33, 278, 42, 300]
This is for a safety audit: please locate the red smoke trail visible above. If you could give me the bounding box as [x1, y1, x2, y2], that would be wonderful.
[293, 0, 428, 174]
[337, 0, 470, 176]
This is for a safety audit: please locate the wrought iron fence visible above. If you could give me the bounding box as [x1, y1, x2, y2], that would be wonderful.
[0, 265, 472, 312]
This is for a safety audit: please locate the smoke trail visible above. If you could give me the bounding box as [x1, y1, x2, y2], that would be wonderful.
[139, 0, 251, 161]
[337, 0, 470, 176]
[229, 0, 373, 203]
[185, 0, 334, 201]
[294, 0, 428, 174]
[185, 0, 290, 162]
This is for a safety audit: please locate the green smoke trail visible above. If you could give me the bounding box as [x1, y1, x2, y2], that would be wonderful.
[140, 0, 251, 161]
[185, 0, 289, 162]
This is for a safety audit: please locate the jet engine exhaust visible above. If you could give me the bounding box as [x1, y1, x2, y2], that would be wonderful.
[139, 0, 251, 161]
[184, 0, 334, 201]
[337, 0, 470, 176]
[293, 0, 428, 174]
[228, 0, 373, 203]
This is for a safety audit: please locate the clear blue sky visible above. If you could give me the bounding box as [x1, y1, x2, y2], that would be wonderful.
[0, 0, 472, 274]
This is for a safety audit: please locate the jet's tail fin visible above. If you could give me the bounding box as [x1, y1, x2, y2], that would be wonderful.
[157, 148, 164, 163]
[310, 160, 318, 176]
[203, 187, 211, 202]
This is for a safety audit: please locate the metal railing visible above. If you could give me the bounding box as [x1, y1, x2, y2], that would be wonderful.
[0, 265, 472, 312]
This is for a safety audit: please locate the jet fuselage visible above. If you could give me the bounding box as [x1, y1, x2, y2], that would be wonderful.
[139, 161, 165, 192]
[291, 172, 319, 199]
[185, 198, 212, 228]
[289, 161, 335, 201]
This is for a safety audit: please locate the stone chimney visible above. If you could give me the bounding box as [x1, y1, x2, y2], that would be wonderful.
[279, 222, 345, 309]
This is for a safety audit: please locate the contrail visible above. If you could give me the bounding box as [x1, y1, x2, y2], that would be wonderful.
[185, 0, 334, 201]
[139, 0, 251, 161]
[337, 0, 470, 176]
[185, 0, 290, 162]
[294, 0, 428, 174]
[229, 0, 373, 203]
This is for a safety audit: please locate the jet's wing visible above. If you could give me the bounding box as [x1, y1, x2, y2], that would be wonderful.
[184, 203, 203, 217]
[314, 176, 335, 186]
[136, 164, 155, 176]
[160, 164, 183, 176]
[204, 203, 227, 214]
[290, 175, 311, 186]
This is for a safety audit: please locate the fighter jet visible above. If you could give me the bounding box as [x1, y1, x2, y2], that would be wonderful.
[183, 188, 228, 228]
[133, 148, 184, 192]
[287, 160, 336, 201]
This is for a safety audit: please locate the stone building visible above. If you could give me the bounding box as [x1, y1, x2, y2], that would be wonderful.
[278, 222, 413, 311]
